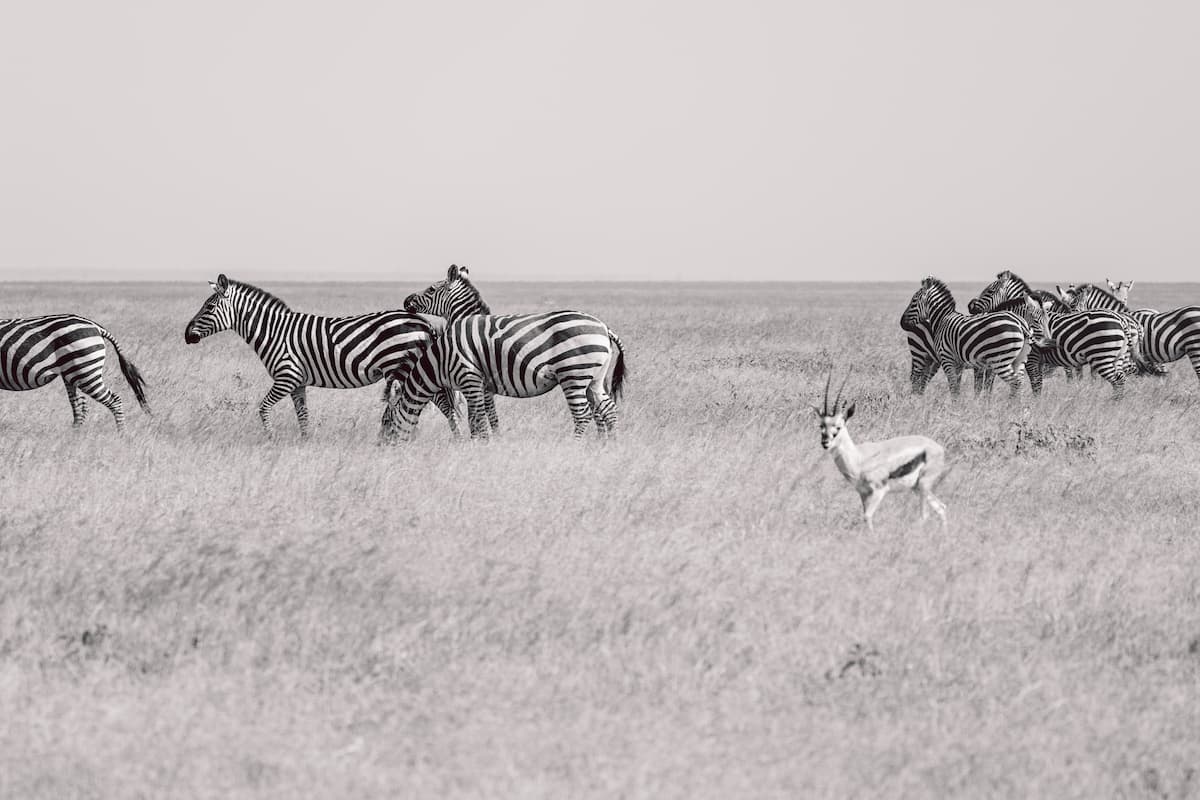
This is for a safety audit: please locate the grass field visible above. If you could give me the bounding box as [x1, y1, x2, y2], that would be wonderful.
[1, 279, 1198, 798]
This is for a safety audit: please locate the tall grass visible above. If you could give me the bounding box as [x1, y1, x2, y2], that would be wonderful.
[0, 280, 1197, 798]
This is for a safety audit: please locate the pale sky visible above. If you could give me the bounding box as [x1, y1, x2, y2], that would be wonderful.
[2, 1, 1197, 282]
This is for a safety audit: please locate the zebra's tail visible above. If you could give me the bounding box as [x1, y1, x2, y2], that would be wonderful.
[608, 328, 626, 402]
[98, 327, 151, 414]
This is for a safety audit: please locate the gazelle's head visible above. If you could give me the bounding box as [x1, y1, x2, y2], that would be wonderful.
[1105, 278, 1133, 304]
[1024, 296, 1056, 347]
[1055, 284, 1080, 306]
[810, 368, 856, 450]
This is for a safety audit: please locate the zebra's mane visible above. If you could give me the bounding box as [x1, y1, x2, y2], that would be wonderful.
[229, 280, 291, 312]
[457, 273, 492, 315]
[996, 269, 1033, 295]
[921, 276, 956, 306]
[993, 294, 1069, 314]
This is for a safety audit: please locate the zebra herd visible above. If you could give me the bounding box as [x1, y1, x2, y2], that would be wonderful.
[2, 265, 626, 440]
[901, 270, 1200, 399]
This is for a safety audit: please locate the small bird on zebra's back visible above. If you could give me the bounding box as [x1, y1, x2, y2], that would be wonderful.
[183, 274, 459, 437]
[0, 314, 149, 430]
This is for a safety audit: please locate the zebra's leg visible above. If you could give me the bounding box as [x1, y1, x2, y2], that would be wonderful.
[291, 386, 310, 437]
[459, 378, 491, 439]
[430, 390, 460, 436]
[587, 381, 618, 438]
[78, 380, 125, 431]
[1095, 360, 1126, 399]
[484, 391, 500, 434]
[259, 379, 301, 435]
[1026, 355, 1043, 396]
[943, 363, 963, 397]
[64, 381, 88, 428]
[561, 382, 595, 439]
[1187, 350, 1200, 381]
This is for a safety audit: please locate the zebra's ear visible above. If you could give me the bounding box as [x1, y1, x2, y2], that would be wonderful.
[214, 274, 229, 294]
[447, 264, 460, 281]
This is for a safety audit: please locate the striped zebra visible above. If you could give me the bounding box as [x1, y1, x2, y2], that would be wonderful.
[0, 314, 149, 429]
[969, 269, 1084, 385]
[403, 264, 498, 432]
[1069, 283, 1200, 381]
[899, 307, 939, 395]
[184, 274, 457, 436]
[1022, 297, 1143, 398]
[380, 310, 627, 441]
[901, 277, 1031, 396]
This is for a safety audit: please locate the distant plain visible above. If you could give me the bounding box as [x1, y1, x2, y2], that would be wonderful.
[0, 279, 1198, 798]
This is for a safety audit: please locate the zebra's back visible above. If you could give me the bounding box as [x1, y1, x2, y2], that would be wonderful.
[283, 311, 441, 388]
[0, 314, 108, 391]
[1141, 306, 1200, 364]
[447, 311, 614, 398]
[934, 311, 1029, 368]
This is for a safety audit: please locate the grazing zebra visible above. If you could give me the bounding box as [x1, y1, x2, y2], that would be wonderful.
[901, 277, 1031, 397]
[1069, 283, 1200, 382]
[183, 274, 457, 436]
[1022, 297, 1143, 398]
[380, 311, 627, 441]
[0, 314, 149, 429]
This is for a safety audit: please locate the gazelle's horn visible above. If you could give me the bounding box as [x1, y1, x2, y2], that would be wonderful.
[834, 366, 853, 411]
[822, 368, 832, 414]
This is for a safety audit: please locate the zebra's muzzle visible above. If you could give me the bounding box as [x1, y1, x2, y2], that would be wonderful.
[184, 328, 202, 344]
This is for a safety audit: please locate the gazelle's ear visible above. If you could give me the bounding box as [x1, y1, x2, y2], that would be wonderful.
[809, 404, 823, 417]
[1025, 295, 1040, 310]
[1126, 280, 1134, 292]
[843, 402, 855, 421]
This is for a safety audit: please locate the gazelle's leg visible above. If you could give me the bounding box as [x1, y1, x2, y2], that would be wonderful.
[927, 493, 948, 527]
[291, 386, 310, 437]
[861, 487, 888, 531]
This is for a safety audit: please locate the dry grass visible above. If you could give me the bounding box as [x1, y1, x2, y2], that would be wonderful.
[0, 279, 1198, 798]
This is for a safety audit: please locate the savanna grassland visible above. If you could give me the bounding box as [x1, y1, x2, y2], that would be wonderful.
[1, 279, 1199, 799]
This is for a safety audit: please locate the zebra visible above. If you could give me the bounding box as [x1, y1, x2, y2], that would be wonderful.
[899, 306, 939, 395]
[0, 314, 149, 429]
[1022, 297, 1144, 398]
[402, 264, 499, 432]
[1069, 283, 1200, 381]
[968, 269, 1084, 385]
[901, 277, 1031, 397]
[183, 274, 458, 436]
[380, 310, 627, 442]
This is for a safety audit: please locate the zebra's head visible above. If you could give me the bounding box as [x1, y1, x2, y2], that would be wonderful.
[1024, 296, 1056, 347]
[904, 277, 954, 328]
[403, 264, 491, 320]
[970, 270, 1029, 314]
[185, 274, 236, 344]
[378, 352, 437, 444]
[1106, 278, 1133, 304]
[811, 368, 855, 450]
[1055, 284, 1081, 307]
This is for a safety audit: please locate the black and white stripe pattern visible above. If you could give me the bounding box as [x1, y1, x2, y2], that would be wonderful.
[1070, 283, 1200, 381]
[901, 277, 1031, 396]
[381, 311, 626, 441]
[0, 314, 149, 429]
[184, 274, 456, 435]
[899, 307, 939, 395]
[1023, 298, 1142, 398]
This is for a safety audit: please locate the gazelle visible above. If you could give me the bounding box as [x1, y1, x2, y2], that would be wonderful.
[1106, 279, 1133, 304]
[811, 369, 949, 531]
